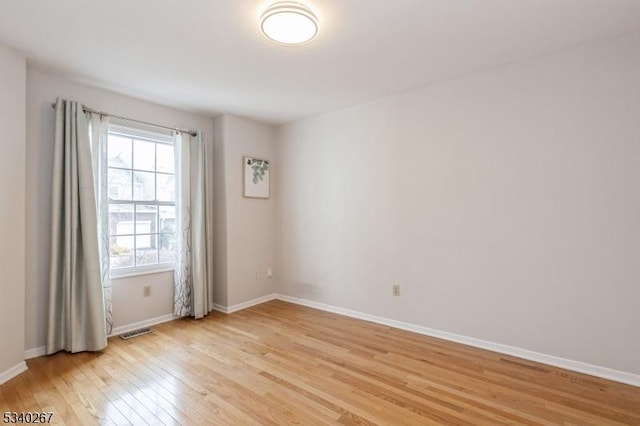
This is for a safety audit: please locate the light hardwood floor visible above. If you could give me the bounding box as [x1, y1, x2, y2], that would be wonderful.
[1, 300, 639, 425]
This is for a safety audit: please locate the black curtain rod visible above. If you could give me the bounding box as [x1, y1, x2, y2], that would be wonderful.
[50, 102, 198, 137]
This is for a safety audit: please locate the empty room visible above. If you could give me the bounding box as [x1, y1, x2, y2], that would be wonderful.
[1, 0, 639, 424]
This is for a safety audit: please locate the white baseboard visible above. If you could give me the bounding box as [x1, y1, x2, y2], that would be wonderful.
[0, 361, 27, 385]
[110, 313, 178, 337]
[275, 294, 640, 388]
[24, 346, 47, 360]
[212, 293, 277, 314]
[22, 294, 638, 387]
[211, 303, 228, 313]
[24, 313, 178, 359]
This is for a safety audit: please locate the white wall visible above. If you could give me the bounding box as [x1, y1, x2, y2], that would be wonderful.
[0, 42, 26, 379]
[25, 68, 214, 351]
[212, 116, 228, 306]
[215, 115, 277, 307]
[276, 34, 640, 375]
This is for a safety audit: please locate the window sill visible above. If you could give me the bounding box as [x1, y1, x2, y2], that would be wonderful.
[110, 265, 175, 280]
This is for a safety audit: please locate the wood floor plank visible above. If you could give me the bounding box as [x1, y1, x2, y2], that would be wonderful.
[2, 300, 639, 425]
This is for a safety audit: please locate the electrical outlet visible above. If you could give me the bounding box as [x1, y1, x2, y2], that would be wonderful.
[255, 271, 260, 281]
[143, 286, 151, 297]
[392, 284, 400, 296]
[267, 268, 273, 279]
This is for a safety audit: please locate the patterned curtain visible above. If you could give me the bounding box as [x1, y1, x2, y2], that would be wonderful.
[174, 131, 213, 318]
[88, 113, 113, 335]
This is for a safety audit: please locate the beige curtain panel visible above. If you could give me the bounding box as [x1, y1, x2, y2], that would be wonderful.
[47, 98, 108, 354]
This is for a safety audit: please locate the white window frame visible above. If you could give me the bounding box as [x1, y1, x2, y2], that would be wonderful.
[107, 123, 177, 279]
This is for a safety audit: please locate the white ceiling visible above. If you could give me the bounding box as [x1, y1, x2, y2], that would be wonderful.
[1, 0, 639, 124]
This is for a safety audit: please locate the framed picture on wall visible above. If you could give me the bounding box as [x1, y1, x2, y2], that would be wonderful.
[243, 156, 270, 199]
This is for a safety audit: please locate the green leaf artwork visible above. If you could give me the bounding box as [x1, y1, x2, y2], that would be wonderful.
[247, 158, 269, 184]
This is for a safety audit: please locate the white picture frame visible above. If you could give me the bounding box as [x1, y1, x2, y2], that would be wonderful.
[243, 156, 270, 199]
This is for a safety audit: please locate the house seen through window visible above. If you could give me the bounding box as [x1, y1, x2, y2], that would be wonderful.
[107, 124, 176, 274]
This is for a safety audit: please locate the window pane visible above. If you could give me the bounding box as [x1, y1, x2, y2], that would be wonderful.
[108, 135, 132, 168]
[134, 140, 156, 172]
[159, 206, 175, 235]
[136, 204, 158, 234]
[107, 125, 178, 273]
[110, 236, 134, 269]
[109, 204, 134, 236]
[157, 144, 174, 173]
[159, 234, 175, 263]
[133, 171, 155, 201]
[159, 205, 176, 263]
[136, 235, 158, 266]
[157, 174, 175, 202]
[108, 168, 132, 200]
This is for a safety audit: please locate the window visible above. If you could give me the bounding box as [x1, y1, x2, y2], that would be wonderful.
[107, 124, 176, 276]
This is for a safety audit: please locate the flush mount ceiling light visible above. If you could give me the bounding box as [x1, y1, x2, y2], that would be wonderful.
[260, 1, 319, 45]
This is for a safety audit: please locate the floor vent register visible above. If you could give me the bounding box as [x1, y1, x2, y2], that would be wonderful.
[119, 327, 153, 340]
